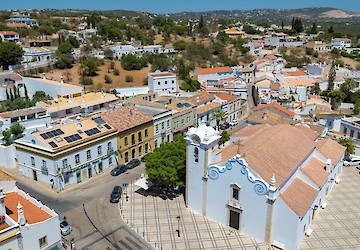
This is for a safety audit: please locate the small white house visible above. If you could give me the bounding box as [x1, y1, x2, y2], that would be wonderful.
[0, 31, 20, 42]
[194, 66, 234, 84]
[331, 38, 351, 50]
[148, 71, 177, 94]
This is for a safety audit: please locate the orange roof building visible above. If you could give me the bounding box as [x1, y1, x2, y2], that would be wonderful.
[185, 123, 345, 249]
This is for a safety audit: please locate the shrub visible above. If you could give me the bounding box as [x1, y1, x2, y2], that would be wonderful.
[104, 75, 113, 84]
[81, 77, 93, 85]
[125, 75, 133, 82]
[113, 68, 120, 75]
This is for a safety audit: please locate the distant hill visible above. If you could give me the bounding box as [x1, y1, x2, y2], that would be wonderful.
[168, 7, 360, 23]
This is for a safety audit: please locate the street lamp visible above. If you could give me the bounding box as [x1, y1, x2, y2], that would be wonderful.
[176, 215, 181, 237]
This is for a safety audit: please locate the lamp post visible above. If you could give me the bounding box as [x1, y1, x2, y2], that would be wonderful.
[176, 215, 181, 237]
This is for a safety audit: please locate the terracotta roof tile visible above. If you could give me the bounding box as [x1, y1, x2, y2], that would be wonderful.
[215, 93, 237, 101]
[266, 54, 277, 60]
[284, 78, 317, 87]
[5, 192, 52, 224]
[301, 157, 329, 187]
[196, 102, 221, 114]
[232, 124, 270, 138]
[196, 67, 233, 75]
[101, 106, 152, 131]
[6, 23, 28, 28]
[0, 31, 19, 35]
[247, 110, 294, 126]
[284, 71, 307, 77]
[294, 124, 319, 141]
[252, 103, 295, 117]
[280, 178, 318, 217]
[316, 138, 346, 165]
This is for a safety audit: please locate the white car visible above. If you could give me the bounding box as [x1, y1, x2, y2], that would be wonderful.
[229, 120, 238, 126]
[343, 158, 360, 166]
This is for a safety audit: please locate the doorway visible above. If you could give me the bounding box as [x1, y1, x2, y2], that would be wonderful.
[88, 167, 93, 178]
[229, 210, 240, 230]
[76, 171, 81, 183]
[98, 162, 103, 173]
[32, 170, 37, 181]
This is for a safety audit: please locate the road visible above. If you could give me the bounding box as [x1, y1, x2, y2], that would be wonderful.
[16, 163, 154, 250]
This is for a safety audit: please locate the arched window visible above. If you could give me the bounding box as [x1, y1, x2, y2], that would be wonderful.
[194, 147, 199, 163]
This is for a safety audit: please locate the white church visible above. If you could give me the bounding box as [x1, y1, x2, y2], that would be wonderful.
[185, 122, 345, 250]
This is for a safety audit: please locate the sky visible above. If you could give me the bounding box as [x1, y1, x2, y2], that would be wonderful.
[1, 0, 359, 13]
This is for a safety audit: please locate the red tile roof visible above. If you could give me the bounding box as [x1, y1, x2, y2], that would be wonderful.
[280, 178, 318, 217]
[196, 66, 233, 75]
[215, 93, 237, 101]
[316, 138, 346, 165]
[301, 157, 329, 187]
[252, 103, 295, 117]
[101, 105, 152, 131]
[284, 71, 307, 76]
[266, 54, 277, 60]
[0, 31, 19, 35]
[5, 192, 52, 224]
[196, 102, 221, 114]
[6, 23, 28, 28]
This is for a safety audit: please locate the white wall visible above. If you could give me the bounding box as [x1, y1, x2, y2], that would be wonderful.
[0, 145, 17, 168]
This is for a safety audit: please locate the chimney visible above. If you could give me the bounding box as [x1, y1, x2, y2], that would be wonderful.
[0, 188, 6, 224]
[17, 202, 26, 226]
[326, 159, 332, 173]
[262, 111, 268, 120]
[76, 116, 82, 128]
[60, 75, 64, 84]
[43, 72, 46, 80]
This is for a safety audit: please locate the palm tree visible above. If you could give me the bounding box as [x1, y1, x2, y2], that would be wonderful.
[213, 108, 226, 130]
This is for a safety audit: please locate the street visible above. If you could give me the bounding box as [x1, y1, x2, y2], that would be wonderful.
[16, 163, 154, 250]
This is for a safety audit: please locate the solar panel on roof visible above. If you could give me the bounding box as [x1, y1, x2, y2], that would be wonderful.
[64, 134, 82, 143]
[104, 124, 111, 129]
[84, 128, 101, 136]
[40, 129, 65, 140]
[49, 141, 58, 148]
[94, 117, 106, 125]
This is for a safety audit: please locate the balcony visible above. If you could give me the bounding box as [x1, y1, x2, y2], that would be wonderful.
[226, 199, 243, 211]
[107, 147, 114, 154]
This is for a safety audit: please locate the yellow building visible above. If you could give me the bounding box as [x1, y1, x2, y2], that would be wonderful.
[102, 105, 154, 164]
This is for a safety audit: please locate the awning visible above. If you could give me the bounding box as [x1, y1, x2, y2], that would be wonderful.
[134, 178, 153, 190]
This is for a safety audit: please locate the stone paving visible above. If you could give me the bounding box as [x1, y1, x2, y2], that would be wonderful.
[122, 167, 360, 250]
[300, 166, 360, 249]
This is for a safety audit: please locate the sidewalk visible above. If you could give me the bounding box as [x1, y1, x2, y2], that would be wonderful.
[121, 182, 269, 250]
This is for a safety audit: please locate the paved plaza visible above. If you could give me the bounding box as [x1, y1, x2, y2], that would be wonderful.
[122, 166, 360, 250]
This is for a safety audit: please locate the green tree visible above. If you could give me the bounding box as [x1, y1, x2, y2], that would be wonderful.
[104, 49, 114, 59]
[310, 22, 317, 34]
[217, 31, 229, 43]
[218, 130, 230, 147]
[328, 26, 334, 34]
[339, 78, 356, 102]
[2, 130, 11, 145]
[213, 108, 226, 129]
[81, 57, 101, 76]
[327, 62, 336, 91]
[121, 54, 147, 70]
[173, 40, 187, 51]
[104, 75, 112, 84]
[337, 138, 355, 156]
[10, 122, 25, 140]
[179, 78, 201, 92]
[0, 42, 24, 70]
[145, 135, 186, 187]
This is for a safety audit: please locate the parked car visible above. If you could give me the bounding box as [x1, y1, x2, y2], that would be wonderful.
[110, 186, 122, 203]
[219, 123, 230, 130]
[59, 217, 72, 236]
[110, 164, 127, 176]
[229, 120, 238, 126]
[126, 159, 141, 169]
[343, 157, 360, 166]
[140, 155, 147, 162]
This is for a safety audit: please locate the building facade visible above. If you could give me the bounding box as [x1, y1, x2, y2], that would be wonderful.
[186, 123, 345, 250]
[0, 31, 20, 43]
[15, 117, 118, 191]
[148, 71, 177, 94]
[102, 106, 154, 164]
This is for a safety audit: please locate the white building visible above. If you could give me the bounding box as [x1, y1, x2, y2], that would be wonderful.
[22, 47, 57, 66]
[148, 71, 177, 94]
[186, 123, 345, 250]
[331, 38, 351, 50]
[110, 44, 174, 59]
[6, 14, 38, 27]
[0, 172, 63, 250]
[194, 66, 234, 84]
[214, 93, 244, 122]
[0, 31, 20, 43]
[135, 105, 173, 147]
[14, 117, 118, 191]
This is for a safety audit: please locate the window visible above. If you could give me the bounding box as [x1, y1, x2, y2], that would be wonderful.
[86, 150, 91, 160]
[161, 122, 164, 129]
[131, 134, 135, 145]
[155, 140, 158, 148]
[97, 146, 102, 156]
[31, 157, 35, 167]
[124, 136, 128, 146]
[172, 80, 174, 84]
[145, 129, 148, 138]
[41, 160, 48, 175]
[158, 81, 160, 85]
[109, 156, 112, 165]
[165, 80, 167, 84]
[139, 146, 142, 156]
[132, 148, 136, 159]
[145, 143, 149, 153]
[232, 188, 239, 200]
[138, 131, 142, 142]
[39, 236, 47, 248]
[167, 120, 170, 128]
[65, 108, 72, 115]
[350, 130, 354, 138]
[125, 152, 129, 162]
[343, 127, 348, 134]
[181, 118, 184, 124]
[107, 142, 112, 151]
[155, 124, 159, 132]
[62, 159, 68, 168]
[194, 147, 199, 163]
[75, 154, 80, 165]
